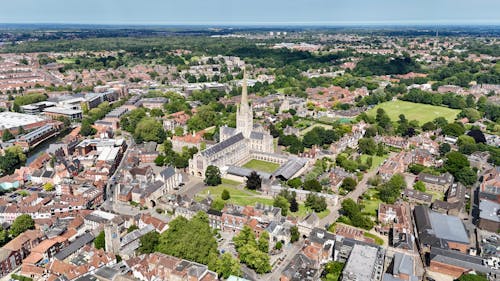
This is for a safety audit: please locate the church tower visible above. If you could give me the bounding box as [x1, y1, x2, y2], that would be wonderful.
[236, 69, 253, 138]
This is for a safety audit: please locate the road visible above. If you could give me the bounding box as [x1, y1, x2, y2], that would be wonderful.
[264, 240, 305, 281]
[320, 165, 381, 227]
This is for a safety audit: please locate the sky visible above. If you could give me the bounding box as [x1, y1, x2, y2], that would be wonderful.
[0, 0, 499, 25]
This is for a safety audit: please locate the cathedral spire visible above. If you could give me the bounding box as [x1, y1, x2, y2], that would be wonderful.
[241, 68, 248, 106]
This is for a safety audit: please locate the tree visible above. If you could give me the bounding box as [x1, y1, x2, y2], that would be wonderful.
[10, 214, 35, 237]
[127, 225, 139, 233]
[304, 179, 322, 192]
[80, 119, 96, 136]
[94, 231, 105, 250]
[2, 129, 14, 141]
[258, 231, 270, 253]
[358, 138, 377, 155]
[215, 253, 241, 279]
[289, 196, 299, 213]
[275, 241, 283, 250]
[246, 171, 262, 190]
[0, 227, 9, 247]
[157, 213, 218, 266]
[204, 165, 221, 186]
[233, 226, 271, 274]
[379, 174, 407, 204]
[221, 189, 230, 200]
[305, 193, 327, 212]
[439, 143, 451, 156]
[341, 177, 357, 192]
[375, 108, 391, 129]
[134, 118, 166, 143]
[467, 129, 486, 144]
[287, 177, 302, 189]
[444, 151, 470, 175]
[442, 123, 465, 137]
[290, 226, 300, 243]
[273, 196, 290, 216]
[340, 199, 374, 230]
[422, 121, 437, 131]
[323, 261, 345, 281]
[43, 182, 55, 192]
[138, 231, 160, 254]
[413, 181, 426, 192]
[211, 198, 225, 211]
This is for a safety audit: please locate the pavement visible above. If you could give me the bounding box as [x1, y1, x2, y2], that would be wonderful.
[263, 240, 305, 281]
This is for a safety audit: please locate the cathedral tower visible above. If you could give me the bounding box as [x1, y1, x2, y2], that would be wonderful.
[236, 69, 253, 138]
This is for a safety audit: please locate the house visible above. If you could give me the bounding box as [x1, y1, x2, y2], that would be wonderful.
[403, 189, 433, 205]
[432, 183, 466, 216]
[383, 252, 418, 281]
[303, 228, 335, 267]
[342, 244, 385, 281]
[417, 172, 454, 193]
[480, 167, 500, 202]
[280, 253, 318, 281]
[413, 206, 470, 253]
[125, 253, 218, 281]
[298, 213, 319, 237]
[429, 247, 500, 279]
[0, 230, 44, 277]
[478, 199, 500, 233]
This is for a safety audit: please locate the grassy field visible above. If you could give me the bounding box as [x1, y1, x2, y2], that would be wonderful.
[56, 58, 76, 64]
[196, 179, 274, 206]
[360, 189, 383, 216]
[367, 100, 460, 124]
[360, 154, 388, 172]
[291, 204, 331, 219]
[242, 159, 280, 173]
[299, 123, 333, 136]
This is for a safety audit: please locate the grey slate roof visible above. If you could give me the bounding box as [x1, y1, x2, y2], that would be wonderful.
[430, 247, 500, 275]
[479, 199, 500, 223]
[201, 133, 244, 157]
[159, 166, 176, 180]
[392, 252, 414, 276]
[220, 126, 237, 137]
[226, 165, 271, 179]
[429, 210, 469, 244]
[273, 158, 307, 180]
[55, 232, 94, 260]
[250, 131, 264, 140]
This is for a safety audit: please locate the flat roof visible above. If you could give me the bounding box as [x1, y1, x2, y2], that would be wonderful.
[0, 112, 45, 129]
[43, 107, 82, 115]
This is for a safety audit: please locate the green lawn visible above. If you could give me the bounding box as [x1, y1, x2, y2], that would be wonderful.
[291, 204, 331, 219]
[360, 189, 383, 216]
[364, 232, 384, 246]
[367, 100, 460, 124]
[299, 123, 333, 136]
[242, 159, 281, 173]
[360, 154, 388, 171]
[426, 189, 445, 201]
[56, 58, 76, 64]
[196, 179, 274, 206]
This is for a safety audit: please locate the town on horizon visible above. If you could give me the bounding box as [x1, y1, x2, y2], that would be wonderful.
[0, 3, 499, 281]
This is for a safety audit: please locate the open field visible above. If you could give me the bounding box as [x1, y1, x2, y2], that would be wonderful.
[360, 188, 382, 216]
[367, 100, 460, 124]
[360, 154, 388, 172]
[291, 204, 331, 219]
[299, 123, 333, 136]
[196, 179, 274, 206]
[242, 159, 280, 173]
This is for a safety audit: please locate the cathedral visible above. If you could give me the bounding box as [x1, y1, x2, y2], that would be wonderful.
[189, 71, 275, 178]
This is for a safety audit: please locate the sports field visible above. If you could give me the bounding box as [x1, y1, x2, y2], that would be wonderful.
[367, 100, 460, 124]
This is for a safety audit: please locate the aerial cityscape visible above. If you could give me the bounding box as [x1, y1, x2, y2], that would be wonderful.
[0, 1, 498, 281]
